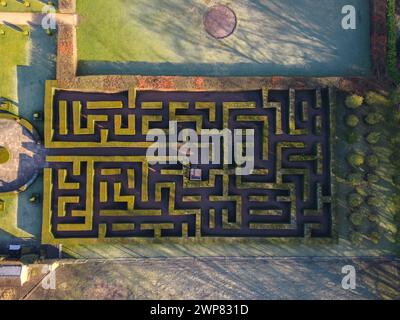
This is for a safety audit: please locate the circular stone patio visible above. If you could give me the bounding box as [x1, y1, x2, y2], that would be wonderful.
[0, 117, 46, 193]
[203, 4, 237, 39]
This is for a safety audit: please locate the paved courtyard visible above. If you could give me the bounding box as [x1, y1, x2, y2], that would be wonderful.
[0, 118, 46, 193]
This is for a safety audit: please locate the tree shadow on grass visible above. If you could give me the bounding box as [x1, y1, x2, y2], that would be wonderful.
[77, 0, 371, 77]
[17, 24, 57, 137]
[27, 257, 400, 299]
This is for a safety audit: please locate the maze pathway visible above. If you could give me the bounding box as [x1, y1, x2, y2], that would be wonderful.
[42, 87, 334, 244]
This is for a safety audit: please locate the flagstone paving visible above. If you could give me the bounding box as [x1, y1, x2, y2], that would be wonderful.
[0, 118, 46, 193]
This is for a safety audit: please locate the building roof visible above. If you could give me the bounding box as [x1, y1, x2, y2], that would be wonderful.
[0, 265, 23, 277]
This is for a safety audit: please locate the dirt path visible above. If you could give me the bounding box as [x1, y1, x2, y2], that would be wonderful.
[0, 12, 77, 26]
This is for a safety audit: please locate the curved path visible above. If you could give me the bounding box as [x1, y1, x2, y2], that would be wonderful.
[0, 118, 46, 193]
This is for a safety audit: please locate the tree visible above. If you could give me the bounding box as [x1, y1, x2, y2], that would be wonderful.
[365, 91, 391, 108]
[348, 193, 364, 208]
[345, 94, 363, 109]
[366, 132, 381, 144]
[366, 155, 379, 168]
[365, 113, 384, 125]
[346, 115, 359, 128]
[347, 152, 365, 167]
[346, 131, 359, 144]
[347, 172, 364, 185]
[350, 212, 364, 226]
[350, 231, 363, 246]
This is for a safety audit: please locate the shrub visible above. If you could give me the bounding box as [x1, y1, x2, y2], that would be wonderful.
[367, 196, 380, 207]
[348, 193, 364, 208]
[346, 131, 359, 144]
[368, 212, 379, 223]
[350, 212, 364, 226]
[346, 115, 359, 128]
[350, 231, 363, 246]
[366, 132, 381, 145]
[367, 174, 380, 184]
[365, 92, 391, 108]
[366, 155, 379, 168]
[368, 232, 381, 245]
[356, 184, 369, 196]
[347, 152, 365, 167]
[347, 172, 364, 185]
[365, 113, 384, 125]
[345, 94, 363, 109]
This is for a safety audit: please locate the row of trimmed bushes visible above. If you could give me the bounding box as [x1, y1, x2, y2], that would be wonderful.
[344, 93, 385, 245]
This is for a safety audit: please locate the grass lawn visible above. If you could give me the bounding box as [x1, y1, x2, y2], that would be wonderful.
[0, 24, 57, 135]
[77, 0, 371, 76]
[0, 0, 57, 12]
[0, 24, 29, 103]
[0, 176, 43, 251]
[0, 23, 56, 252]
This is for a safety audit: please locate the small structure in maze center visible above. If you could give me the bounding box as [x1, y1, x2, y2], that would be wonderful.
[190, 168, 203, 181]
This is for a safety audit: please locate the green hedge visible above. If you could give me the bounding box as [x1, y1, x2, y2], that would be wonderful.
[387, 0, 400, 83]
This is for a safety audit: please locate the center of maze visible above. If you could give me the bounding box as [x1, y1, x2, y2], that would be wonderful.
[42, 88, 333, 244]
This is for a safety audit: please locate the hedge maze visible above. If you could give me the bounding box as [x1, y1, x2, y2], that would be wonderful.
[42, 87, 334, 244]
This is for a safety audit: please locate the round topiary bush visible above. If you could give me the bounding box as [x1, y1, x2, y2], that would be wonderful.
[365, 113, 384, 125]
[350, 231, 363, 246]
[367, 174, 380, 184]
[367, 196, 380, 207]
[348, 193, 364, 208]
[0, 146, 10, 164]
[365, 91, 391, 108]
[366, 155, 379, 168]
[345, 94, 364, 109]
[347, 172, 364, 185]
[345, 115, 360, 128]
[350, 212, 364, 226]
[347, 152, 365, 167]
[346, 131, 359, 144]
[366, 132, 381, 145]
[368, 212, 379, 222]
